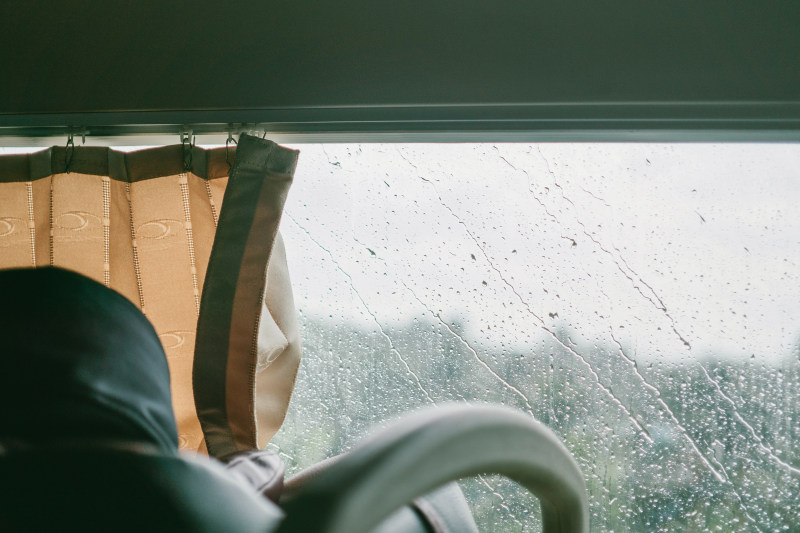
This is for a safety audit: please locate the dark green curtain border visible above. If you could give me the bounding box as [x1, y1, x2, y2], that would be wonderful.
[0, 145, 236, 183]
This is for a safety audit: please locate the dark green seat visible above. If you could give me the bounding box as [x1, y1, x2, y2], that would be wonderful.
[0, 448, 282, 533]
[0, 406, 588, 533]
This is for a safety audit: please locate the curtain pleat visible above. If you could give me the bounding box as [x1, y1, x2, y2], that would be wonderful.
[0, 137, 300, 455]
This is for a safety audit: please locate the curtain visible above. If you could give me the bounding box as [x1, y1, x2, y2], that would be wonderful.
[0, 134, 300, 457]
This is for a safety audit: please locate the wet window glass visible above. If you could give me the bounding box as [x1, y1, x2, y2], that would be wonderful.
[270, 143, 800, 532]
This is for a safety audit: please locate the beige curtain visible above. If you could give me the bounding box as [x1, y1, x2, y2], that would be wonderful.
[0, 135, 300, 456]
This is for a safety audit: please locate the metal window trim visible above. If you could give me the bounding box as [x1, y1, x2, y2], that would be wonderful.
[1, 102, 799, 146]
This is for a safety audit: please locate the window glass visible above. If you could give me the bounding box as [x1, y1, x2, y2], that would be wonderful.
[271, 143, 800, 532]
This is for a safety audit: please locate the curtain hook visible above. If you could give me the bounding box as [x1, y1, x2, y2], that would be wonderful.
[64, 132, 75, 173]
[225, 130, 238, 169]
[254, 123, 268, 139]
[181, 128, 194, 172]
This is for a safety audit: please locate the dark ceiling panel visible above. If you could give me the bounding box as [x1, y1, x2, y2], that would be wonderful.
[1, 1, 798, 135]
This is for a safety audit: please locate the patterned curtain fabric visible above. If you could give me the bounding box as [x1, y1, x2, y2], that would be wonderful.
[0, 134, 300, 456]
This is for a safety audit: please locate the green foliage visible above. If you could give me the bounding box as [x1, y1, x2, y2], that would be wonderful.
[271, 314, 800, 532]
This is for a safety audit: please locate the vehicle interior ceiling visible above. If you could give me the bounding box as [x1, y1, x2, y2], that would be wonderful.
[1, 2, 799, 532]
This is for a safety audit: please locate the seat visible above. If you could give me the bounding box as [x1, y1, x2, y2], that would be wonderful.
[280, 405, 589, 533]
[0, 406, 588, 533]
[0, 448, 283, 533]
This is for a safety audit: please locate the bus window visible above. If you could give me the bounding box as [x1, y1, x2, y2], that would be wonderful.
[271, 143, 800, 532]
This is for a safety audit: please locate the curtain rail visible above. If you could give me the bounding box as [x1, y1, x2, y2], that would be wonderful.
[2, 128, 800, 146]
[1, 102, 799, 144]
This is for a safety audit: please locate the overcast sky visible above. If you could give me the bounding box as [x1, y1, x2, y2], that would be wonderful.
[280, 143, 800, 364]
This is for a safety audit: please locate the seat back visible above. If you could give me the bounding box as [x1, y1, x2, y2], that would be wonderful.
[0, 448, 282, 533]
